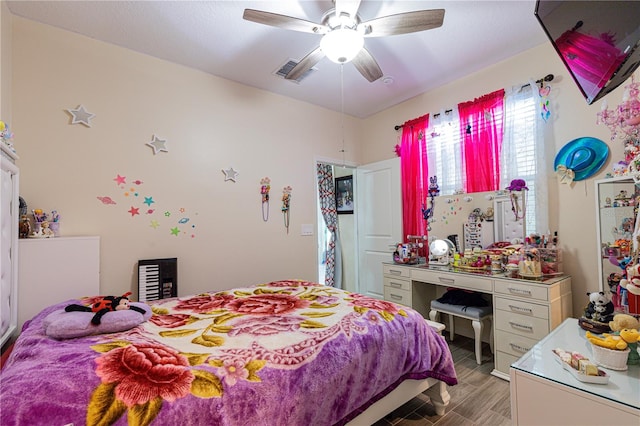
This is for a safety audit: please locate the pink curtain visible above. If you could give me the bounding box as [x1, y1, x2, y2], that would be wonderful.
[458, 90, 505, 193]
[400, 114, 429, 240]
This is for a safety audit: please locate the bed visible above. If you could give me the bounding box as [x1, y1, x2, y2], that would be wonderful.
[0, 280, 457, 425]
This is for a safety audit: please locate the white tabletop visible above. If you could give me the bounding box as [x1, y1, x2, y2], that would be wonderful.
[511, 318, 640, 410]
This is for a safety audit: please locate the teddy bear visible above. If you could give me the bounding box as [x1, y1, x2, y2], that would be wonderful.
[609, 313, 640, 332]
[584, 291, 615, 323]
[619, 262, 640, 297]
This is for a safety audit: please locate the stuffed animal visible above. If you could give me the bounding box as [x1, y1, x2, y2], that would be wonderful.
[65, 292, 146, 325]
[584, 291, 615, 323]
[586, 329, 640, 365]
[609, 313, 640, 332]
[619, 262, 640, 297]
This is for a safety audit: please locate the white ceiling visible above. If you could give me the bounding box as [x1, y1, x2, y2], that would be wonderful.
[6, 0, 549, 118]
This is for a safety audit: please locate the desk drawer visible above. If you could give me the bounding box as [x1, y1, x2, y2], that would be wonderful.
[383, 264, 411, 279]
[494, 281, 548, 301]
[494, 297, 549, 320]
[495, 329, 538, 358]
[411, 269, 493, 293]
[384, 276, 411, 292]
[384, 286, 412, 307]
[496, 350, 522, 376]
[495, 310, 550, 340]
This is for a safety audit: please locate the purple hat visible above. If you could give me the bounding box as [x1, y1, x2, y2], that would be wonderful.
[507, 179, 528, 191]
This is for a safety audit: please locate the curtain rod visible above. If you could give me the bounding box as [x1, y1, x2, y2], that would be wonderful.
[394, 109, 453, 131]
[393, 73, 554, 131]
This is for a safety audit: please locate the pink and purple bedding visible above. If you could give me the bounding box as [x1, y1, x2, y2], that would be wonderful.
[0, 280, 457, 426]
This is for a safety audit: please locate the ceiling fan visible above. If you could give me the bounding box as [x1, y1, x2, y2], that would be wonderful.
[243, 0, 445, 83]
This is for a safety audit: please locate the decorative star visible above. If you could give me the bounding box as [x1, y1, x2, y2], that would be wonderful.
[222, 167, 239, 182]
[143, 197, 155, 206]
[170, 227, 180, 236]
[150, 220, 160, 229]
[128, 206, 140, 217]
[114, 174, 126, 186]
[67, 105, 95, 127]
[147, 135, 168, 155]
[164, 211, 171, 217]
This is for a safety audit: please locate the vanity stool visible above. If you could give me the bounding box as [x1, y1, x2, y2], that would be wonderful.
[429, 300, 493, 364]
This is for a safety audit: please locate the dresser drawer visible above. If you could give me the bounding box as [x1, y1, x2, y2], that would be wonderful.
[384, 276, 412, 292]
[411, 268, 493, 293]
[495, 329, 538, 358]
[495, 309, 550, 340]
[494, 297, 549, 320]
[383, 264, 412, 279]
[384, 286, 412, 307]
[496, 350, 522, 375]
[494, 281, 548, 301]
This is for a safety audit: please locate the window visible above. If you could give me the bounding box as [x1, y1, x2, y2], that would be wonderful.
[422, 85, 546, 234]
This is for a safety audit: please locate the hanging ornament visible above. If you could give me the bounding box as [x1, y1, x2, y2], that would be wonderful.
[506, 179, 528, 221]
[539, 84, 551, 122]
[281, 185, 292, 234]
[260, 177, 271, 222]
[421, 176, 440, 231]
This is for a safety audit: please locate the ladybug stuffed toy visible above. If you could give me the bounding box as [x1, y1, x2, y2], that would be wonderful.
[65, 292, 146, 325]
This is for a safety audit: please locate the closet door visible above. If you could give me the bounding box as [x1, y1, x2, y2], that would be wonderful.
[1, 145, 19, 347]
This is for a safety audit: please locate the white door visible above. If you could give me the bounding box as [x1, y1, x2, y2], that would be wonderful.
[356, 157, 401, 298]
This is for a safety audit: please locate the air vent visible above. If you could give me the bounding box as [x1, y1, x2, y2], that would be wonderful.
[274, 60, 317, 83]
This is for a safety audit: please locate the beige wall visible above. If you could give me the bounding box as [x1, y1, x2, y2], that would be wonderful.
[8, 13, 639, 316]
[360, 43, 638, 315]
[10, 16, 361, 297]
[0, 0, 12, 120]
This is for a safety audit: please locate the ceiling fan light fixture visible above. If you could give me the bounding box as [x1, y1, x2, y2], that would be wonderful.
[320, 28, 364, 64]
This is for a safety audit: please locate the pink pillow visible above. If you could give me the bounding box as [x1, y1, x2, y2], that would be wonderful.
[43, 302, 152, 339]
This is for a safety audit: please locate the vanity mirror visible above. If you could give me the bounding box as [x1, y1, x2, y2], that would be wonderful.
[595, 176, 639, 311]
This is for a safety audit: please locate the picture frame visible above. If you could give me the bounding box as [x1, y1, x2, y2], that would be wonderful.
[335, 175, 354, 214]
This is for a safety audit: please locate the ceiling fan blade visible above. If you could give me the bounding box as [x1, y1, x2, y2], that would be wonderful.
[352, 48, 383, 82]
[243, 9, 328, 34]
[359, 9, 445, 37]
[286, 47, 326, 81]
[334, 0, 362, 19]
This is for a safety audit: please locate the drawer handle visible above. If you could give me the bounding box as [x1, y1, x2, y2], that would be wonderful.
[389, 293, 403, 301]
[438, 277, 455, 285]
[509, 321, 533, 331]
[507, 287, 532, 296]
[508, 304, 533, 315]
[390, 282, 403, 288]
[389, 269, 402, 276]
[509, 343, 531, 353]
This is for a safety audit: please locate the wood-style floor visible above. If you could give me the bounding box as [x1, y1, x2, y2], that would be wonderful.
[372, 334, 511, 426]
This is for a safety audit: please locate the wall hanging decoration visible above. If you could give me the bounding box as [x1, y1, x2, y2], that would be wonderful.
[282, 185, 292, 233]
[146, 135, 168, 155]
[554, 137, 609, 184]
[96, 173, 197, 238]
[422, 176, 439, 231]
[335, 176, 354, 214]
[66, 105, 95, 127]
[222, 167, 239, 182]
[506, 179, 528, 221]
[260, 177, 271, 221]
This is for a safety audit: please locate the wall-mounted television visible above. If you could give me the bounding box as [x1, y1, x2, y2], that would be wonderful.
[534, 1, 640, 105]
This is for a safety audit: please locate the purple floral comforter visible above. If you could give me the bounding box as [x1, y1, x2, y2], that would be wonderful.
[0, 280, 457, 426]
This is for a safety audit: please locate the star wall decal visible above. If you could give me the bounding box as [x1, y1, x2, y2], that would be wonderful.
[143, 196, 155, 207]
[222, 167, 239, 182]
[113, 174, 126, 186]
[66, 105, 95, 127]
[128, 206, 140, 217]
[147, 135, 168, 155]
[170, 227, 180, 236]
[150, 220, 160, 229]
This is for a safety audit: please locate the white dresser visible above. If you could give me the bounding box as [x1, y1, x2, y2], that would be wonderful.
[383, 262, 572, 379]
[18, 236, 100, 331]
[510, 318, 639, 425]
[0, 143, 19, 347]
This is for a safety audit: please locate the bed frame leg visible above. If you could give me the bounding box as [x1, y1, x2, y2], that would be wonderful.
[425, 380, 450, 416]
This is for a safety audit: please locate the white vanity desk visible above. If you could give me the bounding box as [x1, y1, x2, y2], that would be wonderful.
[510, 318, 639, 425]
[382, 263, 573, 379]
